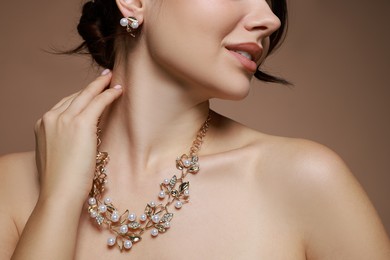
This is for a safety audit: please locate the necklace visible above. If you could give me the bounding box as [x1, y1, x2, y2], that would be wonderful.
[87, 114, 211, 252]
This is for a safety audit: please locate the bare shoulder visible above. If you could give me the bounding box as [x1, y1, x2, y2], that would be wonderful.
[210, 113, 390, 258]
[253, 136, 362, 212]
[0, 151, 38, 194]
[0, 151, 39, 234]
[257, 135, 352, 181]
[251, 135, 390, 259]
[0, 151, 37, 172]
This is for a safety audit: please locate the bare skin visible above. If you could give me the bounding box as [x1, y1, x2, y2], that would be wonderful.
[1, 0, 389, 259]
[1, 112, 390, 259]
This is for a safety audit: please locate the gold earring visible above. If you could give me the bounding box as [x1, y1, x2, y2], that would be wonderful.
[119, 17, 140, 37]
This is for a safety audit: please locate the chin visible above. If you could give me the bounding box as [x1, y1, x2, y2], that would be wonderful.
[219, 87, 251, 101]
[207, 76, 252, 101]
[219, 73, 253, 100]
[207, 61, 256, 100]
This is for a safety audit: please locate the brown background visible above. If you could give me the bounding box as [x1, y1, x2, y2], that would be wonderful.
[0, 1, 389, 235]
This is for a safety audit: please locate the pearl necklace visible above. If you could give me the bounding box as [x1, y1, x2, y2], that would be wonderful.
[87, 114, 211, 251]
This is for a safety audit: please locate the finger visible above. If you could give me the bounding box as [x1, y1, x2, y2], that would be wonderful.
[51, 92, 81, 112]
[49, 91, 80, 111]
[63, 70, 112, 117]
[50, 69, 110, 111]
[79, 85, 123, 123]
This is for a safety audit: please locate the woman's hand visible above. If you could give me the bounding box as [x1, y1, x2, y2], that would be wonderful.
[34, 70, 122, 204]
[10, 70, 122, 260]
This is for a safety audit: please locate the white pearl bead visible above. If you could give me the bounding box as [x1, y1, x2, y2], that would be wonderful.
[107, 237, 116, 246]
[164, 222, 171, 228]
[120, 18, 129, 27]
[158, 191, 166, 199]
[151, 228, 159, 237]
[140, 214, 147, 222]
[163, 178, 170, 185]
[128, 213, 136, 222]
[152, 214, 160, 223]
[120, 225, 129, 234]
[90, 210, 98, 218]
[123, 240, 133, 249]
[104, 198, 112, 204]
[88, 197, 96, 205]
[183, 159, 191, 167]
[98, 205, 107, 213]
[130, 21, 139, 29]
[184, 190, 190, 197]
[111, 213, 120, 222]
[149, 201, 156, 207]
[175, 201, 183, 209]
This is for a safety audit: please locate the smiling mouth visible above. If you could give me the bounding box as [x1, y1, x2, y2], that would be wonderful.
[232, 50, 253, 61]
[226, 49, 258, 73]
[224, 43, 263, 73]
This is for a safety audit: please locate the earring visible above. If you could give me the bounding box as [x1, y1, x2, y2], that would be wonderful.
[120, 17, 140, 37]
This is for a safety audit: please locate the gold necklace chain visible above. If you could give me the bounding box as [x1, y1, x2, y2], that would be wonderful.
[87, 114, 211, 251]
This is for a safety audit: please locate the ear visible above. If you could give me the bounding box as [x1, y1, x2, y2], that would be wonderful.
[116, 0, 145, 25]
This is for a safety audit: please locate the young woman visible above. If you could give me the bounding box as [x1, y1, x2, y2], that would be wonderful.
[1, 0, 389, 259]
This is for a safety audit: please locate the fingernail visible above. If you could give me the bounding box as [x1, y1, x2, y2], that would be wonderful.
[101, 69, 110, 76]
[113, 85, 122, 90]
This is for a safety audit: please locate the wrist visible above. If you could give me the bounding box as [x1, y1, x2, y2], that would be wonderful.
[37, 190, 86, 214]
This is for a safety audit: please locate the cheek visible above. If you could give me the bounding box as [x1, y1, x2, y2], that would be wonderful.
[145, 5, 214, 74]
[145, 0, 231, 62]
[143, 1, 253, 100]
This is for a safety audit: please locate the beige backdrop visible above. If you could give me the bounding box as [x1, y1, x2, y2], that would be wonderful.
[0, 1, 389, 235]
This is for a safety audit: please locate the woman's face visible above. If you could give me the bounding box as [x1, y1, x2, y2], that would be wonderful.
[143, 0, 281, 100]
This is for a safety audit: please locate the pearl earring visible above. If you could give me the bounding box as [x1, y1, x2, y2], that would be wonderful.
[120, 17, 140, 37]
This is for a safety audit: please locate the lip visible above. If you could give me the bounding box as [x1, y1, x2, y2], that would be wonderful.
[225, 42, 263, 73]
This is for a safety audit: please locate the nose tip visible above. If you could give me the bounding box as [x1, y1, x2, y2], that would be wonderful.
[244, 3, 281, 37]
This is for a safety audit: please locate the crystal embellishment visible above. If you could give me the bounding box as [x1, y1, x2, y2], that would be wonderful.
[88, 114, 211, 251]
[96, 215, 104, 226]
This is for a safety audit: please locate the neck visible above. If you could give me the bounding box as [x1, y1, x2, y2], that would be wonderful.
[98, 50, 211, 175]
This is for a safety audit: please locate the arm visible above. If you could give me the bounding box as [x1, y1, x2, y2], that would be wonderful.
[0, 70, 122, 260]
[11, 193, 84, 260]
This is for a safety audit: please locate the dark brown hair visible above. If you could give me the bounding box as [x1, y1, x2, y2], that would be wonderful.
[69, 0, 289, 84]
[255, 0, 289, 84]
